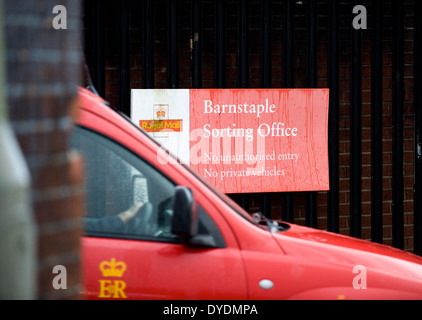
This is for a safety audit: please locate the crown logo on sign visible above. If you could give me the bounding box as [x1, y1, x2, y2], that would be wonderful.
[156, 107, 166, 118]
[99, 258, 127, 277]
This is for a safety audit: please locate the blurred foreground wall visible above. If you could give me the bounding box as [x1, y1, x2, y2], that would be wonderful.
[4, 0, 84, 299]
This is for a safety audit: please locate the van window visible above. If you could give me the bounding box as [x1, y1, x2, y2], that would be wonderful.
[71, 126, 177, 240]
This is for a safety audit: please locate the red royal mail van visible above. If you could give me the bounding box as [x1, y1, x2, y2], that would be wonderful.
[73, 86, 422, 300]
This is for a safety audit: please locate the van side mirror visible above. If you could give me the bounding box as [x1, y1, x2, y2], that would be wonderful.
[171, 186, 198, 238]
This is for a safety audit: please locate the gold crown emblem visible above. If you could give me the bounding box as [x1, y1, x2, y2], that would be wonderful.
[99, 258, 127, 277]
[156, 107, 166, 118]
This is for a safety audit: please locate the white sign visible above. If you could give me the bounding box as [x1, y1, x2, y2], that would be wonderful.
[131, 89, 190, 165]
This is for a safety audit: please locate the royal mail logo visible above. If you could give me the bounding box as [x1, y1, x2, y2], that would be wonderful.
[99, 258, 126, 277]
[140, 119, 183, 132]
[98, 258, 127, 299]
[154, 104, 168, 120]
[153, 104, 170, 138]
[138, 103, 184, 134]
[155, 106, 167, 119]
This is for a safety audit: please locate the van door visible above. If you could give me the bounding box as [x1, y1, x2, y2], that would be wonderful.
[72, 126, 247, 299]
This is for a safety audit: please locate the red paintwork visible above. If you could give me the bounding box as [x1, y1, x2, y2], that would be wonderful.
[77, 87, 422, 300]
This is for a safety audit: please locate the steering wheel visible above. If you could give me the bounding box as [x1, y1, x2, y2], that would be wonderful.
[125, 202, 153, 235]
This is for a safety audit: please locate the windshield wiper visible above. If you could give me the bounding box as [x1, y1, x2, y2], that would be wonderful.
[252, 212, 280, 233]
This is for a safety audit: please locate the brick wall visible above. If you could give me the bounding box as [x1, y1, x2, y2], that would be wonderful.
[83, 0, 416, 252]
[5, 0, 84, 299]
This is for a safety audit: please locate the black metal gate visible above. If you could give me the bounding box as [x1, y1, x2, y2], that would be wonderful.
[82, 0, 422, 255]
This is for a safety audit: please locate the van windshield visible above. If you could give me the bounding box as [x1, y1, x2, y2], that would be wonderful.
[181, 163, 255, 223]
